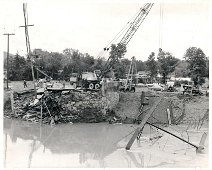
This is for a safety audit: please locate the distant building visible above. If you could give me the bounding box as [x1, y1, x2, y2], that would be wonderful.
[136, 71, 150, 78]
[170, 77, 192, 82]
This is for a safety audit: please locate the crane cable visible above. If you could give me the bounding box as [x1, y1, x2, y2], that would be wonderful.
[159, 3, 164, 51]
[105, 8, 141, 48]
[96, 6, 143, 59]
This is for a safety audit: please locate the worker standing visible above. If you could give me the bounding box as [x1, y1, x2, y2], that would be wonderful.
[62, 80, 66, 89]
[23, 80, 27, 88]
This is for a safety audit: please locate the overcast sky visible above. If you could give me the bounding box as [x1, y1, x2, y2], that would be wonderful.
[0, 0, 211, 61]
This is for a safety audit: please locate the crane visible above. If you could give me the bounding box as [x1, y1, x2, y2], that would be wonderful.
[99, 3, 154, 78]
[125, 56, 137, 91]
[69, 3, 154, 90]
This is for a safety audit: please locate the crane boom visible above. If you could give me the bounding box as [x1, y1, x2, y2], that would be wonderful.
[120, 3, 154, 46]
[100, 3, 154, 78]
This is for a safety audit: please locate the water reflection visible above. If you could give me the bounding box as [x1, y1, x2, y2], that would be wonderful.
[4, 133, 7, 167]
[3, 118, 208, 168]
[4, 118, 144, 168]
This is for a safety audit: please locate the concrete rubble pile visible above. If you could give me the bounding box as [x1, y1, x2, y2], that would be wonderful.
[4, 90, 122, 124]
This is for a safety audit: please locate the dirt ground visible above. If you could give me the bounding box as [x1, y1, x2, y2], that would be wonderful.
[114, 92, 142, 118]
[4, 82, 209, 127]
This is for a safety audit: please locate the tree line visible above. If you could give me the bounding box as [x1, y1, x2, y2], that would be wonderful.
[4, 45, 209, 85]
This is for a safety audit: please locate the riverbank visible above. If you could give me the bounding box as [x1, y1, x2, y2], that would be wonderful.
[4, 81, 209, 127]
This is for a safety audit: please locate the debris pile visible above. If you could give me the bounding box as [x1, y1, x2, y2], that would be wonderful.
[4, 90, 121, 124]
[4, 88, 208, 126]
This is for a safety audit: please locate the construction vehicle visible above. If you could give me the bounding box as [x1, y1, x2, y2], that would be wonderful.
[98, 3, 154, 79]
[70, 71, 101, 90]
[70, 3, 154, 90]
[69, 73, 78, 88]
[177, 80, 203, 95]
[162, 81, 177, 92]
[119, 79, 136, 92]
[182, 84, 203, 95]
[119, 56, 137, 92]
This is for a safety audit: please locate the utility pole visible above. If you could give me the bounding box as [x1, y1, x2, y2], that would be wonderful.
[3, 33, 15, 90]
[20, 3, 37, 98]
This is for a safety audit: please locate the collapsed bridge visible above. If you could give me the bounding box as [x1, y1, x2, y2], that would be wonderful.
[4, 87, 185, 126]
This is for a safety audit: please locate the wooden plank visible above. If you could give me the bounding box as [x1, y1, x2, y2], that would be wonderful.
[169, 100, 174, 122]
[167, 108, 171, 125]
[140, 91, 145, 105]
[10, 91, 14, 115]
[16, 89, 34, 95]
[126, 96, 163, 150]
[197, 132, 207, 152]
[135, 91, 145, 119]
[40, 98, 43, 126]
[136, 107, 150, 122]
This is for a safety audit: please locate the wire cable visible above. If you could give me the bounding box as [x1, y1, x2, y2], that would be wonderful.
[105, 7, 141, 48]
[112, 128, 137, 145]
[159, 3, 164, 50]
[96, 4, 147, 58]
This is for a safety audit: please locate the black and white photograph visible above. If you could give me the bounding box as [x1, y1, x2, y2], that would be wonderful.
[1, 0, 211, 169]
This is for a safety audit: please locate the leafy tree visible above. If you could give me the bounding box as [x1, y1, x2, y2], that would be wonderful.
[205, 57, 209, 78]
[174, 60, 189, 77]
[81, 53, 95, 72]
[113, 58, 131, 79]
[92, 57, 105, 71]
[32, 49, 64, 79]
[22, 63, 32, 81]
[109, 43, 127, 61]
[32, 49, 53, 78]
[7, 53, 30, 81]
[146, 52, 158, 82]
[184, 47, 208, 85]
[101, 43, 127, 77]
[49, 52, 63, 78]
[63, 48, 73, 55]
[136, 60, 147, 72]
[158, 50, 179, 84]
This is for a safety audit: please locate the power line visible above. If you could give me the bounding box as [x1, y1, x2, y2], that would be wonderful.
[3, 33, 15, 90]
[159, 3, 164, 50]
[96, 3, 154, 59]
[19, 3, 37, 98]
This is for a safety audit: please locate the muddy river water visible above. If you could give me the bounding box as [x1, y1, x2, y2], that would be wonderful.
[3, 118, 208, 168]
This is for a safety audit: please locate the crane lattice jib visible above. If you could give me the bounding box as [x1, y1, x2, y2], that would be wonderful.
[120, 3, 154, 46]
[100, 3, 154, 78]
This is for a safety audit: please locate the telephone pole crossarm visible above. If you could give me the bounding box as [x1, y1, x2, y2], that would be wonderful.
[19, 24, 34, 27]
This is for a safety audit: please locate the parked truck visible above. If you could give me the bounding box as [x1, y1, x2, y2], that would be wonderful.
[70, 71, 101, 90]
